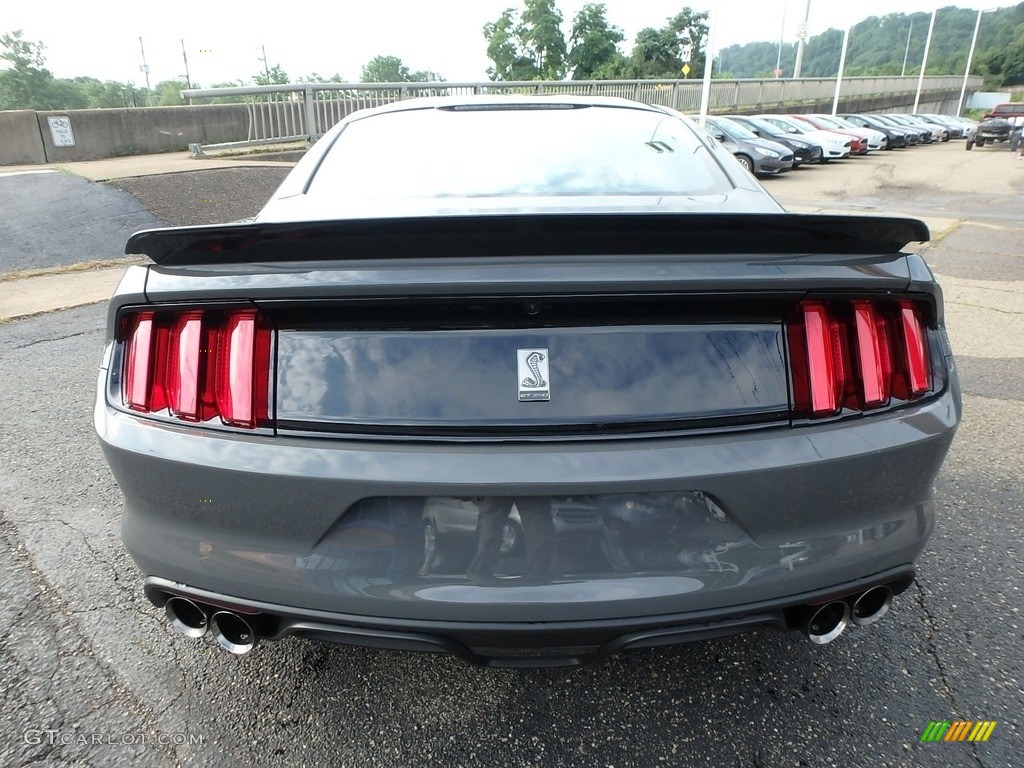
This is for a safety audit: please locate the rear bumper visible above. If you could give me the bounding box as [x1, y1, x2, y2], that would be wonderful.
[97, 365, 959, 631]
[144, 566, 916, 666]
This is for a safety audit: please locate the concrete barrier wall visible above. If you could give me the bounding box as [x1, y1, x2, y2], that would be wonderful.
[0, 105, 251, 165]
[32, 104, 250, 163]
[0, 110, 47, 165]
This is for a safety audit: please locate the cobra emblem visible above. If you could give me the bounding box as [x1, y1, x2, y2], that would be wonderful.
[521, 351, 547, 388]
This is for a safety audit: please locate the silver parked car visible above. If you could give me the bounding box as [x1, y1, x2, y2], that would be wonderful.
[96, 96, 960, 667]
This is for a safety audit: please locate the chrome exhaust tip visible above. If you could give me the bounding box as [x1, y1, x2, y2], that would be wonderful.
[806, 601, 851, 645]
[164, 596, 209, 639]
[210, 611, 258, 655]
[851, 586, 893, 627]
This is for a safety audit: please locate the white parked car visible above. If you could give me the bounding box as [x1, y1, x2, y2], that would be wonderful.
[811, 114, 888, 151]
[755, 114, 852, 161]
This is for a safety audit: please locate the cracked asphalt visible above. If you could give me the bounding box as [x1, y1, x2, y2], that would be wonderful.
[0, 144, 1022, 767]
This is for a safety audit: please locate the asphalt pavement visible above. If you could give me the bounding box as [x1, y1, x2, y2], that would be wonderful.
[0, 146, 1022, 767]
[0, 171, 163, 273]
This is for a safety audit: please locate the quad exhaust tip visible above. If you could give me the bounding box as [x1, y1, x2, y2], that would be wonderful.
[165, 596, 209, 639]
[211, 611, 258, 655]
[806, 601, 851, 645]
[851, 585, 893, 627]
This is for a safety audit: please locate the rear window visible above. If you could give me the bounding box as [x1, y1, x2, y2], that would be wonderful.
[307, 104, 731, 200]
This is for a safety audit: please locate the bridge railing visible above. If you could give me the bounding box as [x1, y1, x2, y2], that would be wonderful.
[181, 76, 980, 152]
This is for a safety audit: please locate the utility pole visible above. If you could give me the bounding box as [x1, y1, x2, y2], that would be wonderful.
[138, 37, 153, 106]
[259, 45, 271, 80]
[180, 39, 191, 88]
[793, 0, 811, 79]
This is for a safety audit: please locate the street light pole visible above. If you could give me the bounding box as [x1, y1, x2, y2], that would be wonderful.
[912, 8, 937, 114]
[957, 9, 992, 115]
[832, 27, 850, 115]
[901, 19, 913, 77]
[793, 0, 811, 78]
[698, 1, 719, 128]
[775, 0, 787, 76]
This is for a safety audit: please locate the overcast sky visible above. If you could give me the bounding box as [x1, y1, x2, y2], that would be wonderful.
[2, 0, 1009, 87]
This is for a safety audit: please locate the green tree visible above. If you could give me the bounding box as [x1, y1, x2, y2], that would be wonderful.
[153, 80, 187, 106]
[627, 8, 710, 79]
[567, 3, 625, 79]
[484, 1, 569, 80]
[521, 0, 567, 79]
[360, 55, 443, 82]
[0, 29, 54, 109]
[253, 64, 289, 86]
[484, 8, 540, 80]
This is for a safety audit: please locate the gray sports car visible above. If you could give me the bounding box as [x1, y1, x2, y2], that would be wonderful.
[95, 96, 961, 667]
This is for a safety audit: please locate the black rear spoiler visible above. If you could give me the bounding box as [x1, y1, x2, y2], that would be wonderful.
[126, 213, 929, 267]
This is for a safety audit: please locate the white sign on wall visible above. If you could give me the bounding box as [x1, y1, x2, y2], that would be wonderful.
[47, 116, 76, 147]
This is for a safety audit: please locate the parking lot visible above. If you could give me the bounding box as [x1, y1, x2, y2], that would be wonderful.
[1, 142, 1022, 767]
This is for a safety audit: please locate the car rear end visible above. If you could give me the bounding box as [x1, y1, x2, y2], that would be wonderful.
[96, 98, 960, 666]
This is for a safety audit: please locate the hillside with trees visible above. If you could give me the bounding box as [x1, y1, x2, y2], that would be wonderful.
[718, 4, 1024, 88]
[3, 3, 1023, 111]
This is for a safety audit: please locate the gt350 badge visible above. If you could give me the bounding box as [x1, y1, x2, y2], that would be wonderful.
[517, 348, 550, 402]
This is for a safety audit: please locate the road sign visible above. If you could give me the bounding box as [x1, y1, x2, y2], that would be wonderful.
[682, 64, 691, 76]
[46, 116, 76, 147]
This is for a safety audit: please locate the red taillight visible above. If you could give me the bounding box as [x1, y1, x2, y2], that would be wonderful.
[897, 300, 931, 397]
[167, 312, 203, 420]
[124, 312, 155, 411]
[852, 301, 892, 408]
[788, 298, 932, 419]
[215, 312, 270, 428]
[802, 303, 844, 416]
[120, 309, 271, 429]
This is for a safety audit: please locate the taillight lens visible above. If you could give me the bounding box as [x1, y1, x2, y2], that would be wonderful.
[124, 312, 155, 411]
[120, 309, 271, 429]
[801, 302, 844, 416]
[167, 312, 203, 420]
[852, 301, 892, 408]
[896, 300, 932, 398]
[788, 298, 933, 419]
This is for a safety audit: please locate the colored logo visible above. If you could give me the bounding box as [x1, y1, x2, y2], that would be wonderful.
[920, 721, 996, 742]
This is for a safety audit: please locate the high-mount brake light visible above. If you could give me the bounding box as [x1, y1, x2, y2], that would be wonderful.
[121, 309, 271, 429]
[788, 298, 932, 419]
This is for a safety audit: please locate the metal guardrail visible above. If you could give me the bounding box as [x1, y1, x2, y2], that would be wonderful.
[181, 76, 981, 152]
